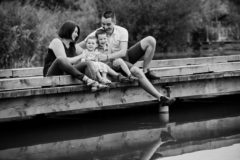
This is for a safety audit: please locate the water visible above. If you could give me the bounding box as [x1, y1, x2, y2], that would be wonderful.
[0, 94, 240, 160]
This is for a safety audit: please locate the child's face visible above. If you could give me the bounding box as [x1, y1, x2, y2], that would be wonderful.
[97, 34, 107, 47]
[86, 38, 97, 51]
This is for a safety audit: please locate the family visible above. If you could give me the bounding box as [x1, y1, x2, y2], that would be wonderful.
[43, 10, 175, 106]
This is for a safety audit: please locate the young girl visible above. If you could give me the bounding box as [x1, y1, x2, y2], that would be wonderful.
[95, 29, 138, 82]
[79, 36, 129, 84]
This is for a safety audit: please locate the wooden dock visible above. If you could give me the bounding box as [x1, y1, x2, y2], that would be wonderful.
[1, 55, 240, 121]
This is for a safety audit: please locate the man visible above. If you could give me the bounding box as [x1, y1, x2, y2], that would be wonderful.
[78, 10, 175, 106]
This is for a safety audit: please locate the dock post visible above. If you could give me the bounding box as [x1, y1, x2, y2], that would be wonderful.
[158, 105, 169, 113]
[158, 105, 169, 123]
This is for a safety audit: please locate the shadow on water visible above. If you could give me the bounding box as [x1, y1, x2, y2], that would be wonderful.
[0, 94, 240, 160]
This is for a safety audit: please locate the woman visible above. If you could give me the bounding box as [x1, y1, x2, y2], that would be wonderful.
[43, 21, 106, 91]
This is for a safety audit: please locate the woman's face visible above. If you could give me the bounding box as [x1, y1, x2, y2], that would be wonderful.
[71, 27, 78, 41]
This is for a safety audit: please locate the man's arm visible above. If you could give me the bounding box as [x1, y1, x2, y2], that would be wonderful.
[108, 41, 128, 59]
[98, 41, 128, 62]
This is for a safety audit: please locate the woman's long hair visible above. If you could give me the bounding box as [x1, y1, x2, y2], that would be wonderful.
[58, 21, 80, 54]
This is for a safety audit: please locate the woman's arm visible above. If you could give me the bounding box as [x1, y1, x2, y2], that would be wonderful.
[50, 38, 83, 64]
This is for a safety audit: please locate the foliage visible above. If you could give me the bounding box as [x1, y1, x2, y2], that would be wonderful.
[1, 0, 240, 68]
[96, 0, 201, 52]
[0, 0, 98, 68]
[0, 2, 39, 68]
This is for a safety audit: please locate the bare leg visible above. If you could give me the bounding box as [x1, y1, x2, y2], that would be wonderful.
[140, 36, 156, 73]
[74, 61, 98, 80]
[102, 72, 107, 80]
[46, 57, 106, 91]
[130, 66, 162, 99]
[106, 65, 120, 77]
[130, 66, 176, 105]
[104, 64, 130, 83]
[96, 71, 103, 82]
[101, 72, 112, 84]
[113, 58, 131, 76]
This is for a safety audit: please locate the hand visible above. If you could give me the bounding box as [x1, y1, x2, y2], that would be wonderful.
[98, 54, 108, 62]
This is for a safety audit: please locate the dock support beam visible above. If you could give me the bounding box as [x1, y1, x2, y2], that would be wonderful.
[158, 105, 169, 123]
[158, 105, 169, 113]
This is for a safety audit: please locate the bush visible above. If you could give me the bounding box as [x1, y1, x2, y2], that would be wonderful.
[0, 2, 39, 68]
[1, 0, 239, 68]
[96, 0, 200, 52]
[0, 0, 98, 69]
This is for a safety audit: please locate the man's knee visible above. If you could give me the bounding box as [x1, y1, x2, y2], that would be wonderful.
[141, 36, 156, 51]
[130, 66, 144, 78]
[145, 36, 156, 47]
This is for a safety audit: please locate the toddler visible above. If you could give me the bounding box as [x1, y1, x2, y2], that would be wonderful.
[95, 29, 138, 82]
[80, 36, 129, 84]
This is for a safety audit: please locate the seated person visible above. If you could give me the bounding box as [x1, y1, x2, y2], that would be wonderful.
[95, 29, 138, 82]
[79, 36, 130, 84]
[43, 21, 107, 91]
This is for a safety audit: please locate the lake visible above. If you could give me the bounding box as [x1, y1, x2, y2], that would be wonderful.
[0, 94, 240, 160]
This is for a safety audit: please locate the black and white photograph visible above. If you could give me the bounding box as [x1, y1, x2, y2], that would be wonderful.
[0, 0, 240, 159]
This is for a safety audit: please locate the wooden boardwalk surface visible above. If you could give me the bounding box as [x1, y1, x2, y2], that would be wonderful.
[1, 55, 240, 121]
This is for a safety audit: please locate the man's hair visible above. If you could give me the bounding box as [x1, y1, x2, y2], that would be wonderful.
[95, 29, 107, 39]
[102, 10, 116, 21]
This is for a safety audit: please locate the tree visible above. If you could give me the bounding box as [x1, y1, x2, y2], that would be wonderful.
[96, 0, 200, 52]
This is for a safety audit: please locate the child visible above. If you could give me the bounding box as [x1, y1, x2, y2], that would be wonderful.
[95, 29, 138, 82]
[80, 36, 129, 84]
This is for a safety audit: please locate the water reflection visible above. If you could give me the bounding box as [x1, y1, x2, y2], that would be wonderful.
[0, 95, 240, 160]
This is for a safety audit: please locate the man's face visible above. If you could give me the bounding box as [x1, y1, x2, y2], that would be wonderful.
[97, 34, 107, 47]
[101, 17, 114, 34]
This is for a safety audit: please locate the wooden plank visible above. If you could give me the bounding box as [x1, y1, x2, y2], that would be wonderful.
[1, 70, 240, 99]
[136, 54, 240, 68]
[0, 85, 165, 120]
[1, 74, 240, 120]
[0, 76, 58, 91]
[1, 62, 240, 92]
[150, 64, 209, 77]
[12, 67, 42, 77]
[0, 75, 85, 91]
[169, 76, 240, 98]
[151, 62, 240, 77]
[209, 62, 240, 72]
[0, 69, 12, 78]
[1, 55, 240, 78]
